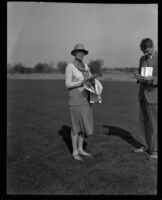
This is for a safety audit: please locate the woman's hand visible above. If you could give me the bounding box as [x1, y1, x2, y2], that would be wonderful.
[79, 79, 84, 86]
[83, 74, 97, 83]
[83, 76, 92, 83]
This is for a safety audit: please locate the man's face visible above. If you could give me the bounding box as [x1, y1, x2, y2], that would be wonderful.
[142, 47, 154, 57]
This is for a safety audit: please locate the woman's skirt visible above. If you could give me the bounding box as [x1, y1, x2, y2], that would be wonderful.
[70, 104, 93, 136]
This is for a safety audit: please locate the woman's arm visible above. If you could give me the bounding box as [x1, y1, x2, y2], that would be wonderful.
[65, 64, 84, 89]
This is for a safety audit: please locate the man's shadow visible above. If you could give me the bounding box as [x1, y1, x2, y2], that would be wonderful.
[103, 125, 144, 148]
[58, 125, 87, 154]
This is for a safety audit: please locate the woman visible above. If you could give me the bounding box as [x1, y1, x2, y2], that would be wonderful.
[65, 44, 94, 161]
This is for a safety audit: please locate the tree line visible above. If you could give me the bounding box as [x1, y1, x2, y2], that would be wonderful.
[7, 59, 138, 75]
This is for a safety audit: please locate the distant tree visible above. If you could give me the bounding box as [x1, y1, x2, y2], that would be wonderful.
[24, 67, 33, 74]
[11, 63, 26, 73]
[125, 67, 138, 73]
[57, 61, 67, 73]
[34, 63, 44, 73]
[42, 63, 52, 73]
[88, 59, 104, 76]
[45, 64, 54, 73]
[108, 67, 138, 73]
[52, 68, 59, 73]
[102, 67, 108, 73]
[33, 62, 57, 73]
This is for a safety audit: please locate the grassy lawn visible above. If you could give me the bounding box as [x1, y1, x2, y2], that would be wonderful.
[7, 80, 157, 195]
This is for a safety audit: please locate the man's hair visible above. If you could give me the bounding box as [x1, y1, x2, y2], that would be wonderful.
[140, 38, 154, 51]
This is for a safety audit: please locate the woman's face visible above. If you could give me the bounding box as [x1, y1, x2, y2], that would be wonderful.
[75, 51, 86, 61]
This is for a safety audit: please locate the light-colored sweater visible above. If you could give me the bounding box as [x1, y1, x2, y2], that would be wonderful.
[65, 62, 91, 106]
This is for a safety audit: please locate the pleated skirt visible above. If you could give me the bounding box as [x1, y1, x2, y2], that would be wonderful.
[70, 104, 93, 136]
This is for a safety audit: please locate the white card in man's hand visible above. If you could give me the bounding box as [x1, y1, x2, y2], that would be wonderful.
[141, 67, 153, 77]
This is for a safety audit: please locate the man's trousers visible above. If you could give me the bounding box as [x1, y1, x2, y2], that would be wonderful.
[139, 98, 157, 154]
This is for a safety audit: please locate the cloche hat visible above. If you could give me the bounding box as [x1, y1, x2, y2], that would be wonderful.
[71, 43, 89, 56]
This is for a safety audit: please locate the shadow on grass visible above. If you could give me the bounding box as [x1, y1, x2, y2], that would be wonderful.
[58, 125, 87, 154]
[58, 125, 72, 153]
[103, 125, 144, 149]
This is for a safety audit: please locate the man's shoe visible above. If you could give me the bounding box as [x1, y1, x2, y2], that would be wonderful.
[149, 153, 158, 159]
[133, 147, 146, 153]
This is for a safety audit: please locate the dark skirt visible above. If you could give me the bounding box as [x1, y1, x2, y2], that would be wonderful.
[70, 104, 93, 136]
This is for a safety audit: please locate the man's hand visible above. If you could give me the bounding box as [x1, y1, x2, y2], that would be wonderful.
[135, 74, 153, 84]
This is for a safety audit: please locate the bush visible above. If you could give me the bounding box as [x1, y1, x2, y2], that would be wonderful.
[57, 61, 68, 74]
[88, 59, 104, 76]
[34, 63, 45, 73]
[33, 63, 54, 73]
[9, 63, 26, 74]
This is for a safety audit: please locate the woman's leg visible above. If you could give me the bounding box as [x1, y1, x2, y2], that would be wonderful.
[71, 130, 78, 154]
[71, 130, 82, 160]
[78, 133, 84, 152]
[78, 133, 92, 156]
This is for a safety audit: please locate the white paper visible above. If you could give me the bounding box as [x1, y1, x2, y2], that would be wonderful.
[141, 67, 153, 77]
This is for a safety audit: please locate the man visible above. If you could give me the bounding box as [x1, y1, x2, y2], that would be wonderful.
[134, 38, 158, 159]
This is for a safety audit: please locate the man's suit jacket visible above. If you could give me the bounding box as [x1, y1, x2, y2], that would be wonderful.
[138, 51, 158, 104]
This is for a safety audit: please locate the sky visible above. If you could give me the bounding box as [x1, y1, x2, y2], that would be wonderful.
[7, 2, 158, 68]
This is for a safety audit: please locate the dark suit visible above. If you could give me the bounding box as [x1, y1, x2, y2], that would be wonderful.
[138, 51, 158, 154]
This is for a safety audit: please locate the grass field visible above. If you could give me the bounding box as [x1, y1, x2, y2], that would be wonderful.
[7, 71, 136, 81]
[7, 79, 157, 195]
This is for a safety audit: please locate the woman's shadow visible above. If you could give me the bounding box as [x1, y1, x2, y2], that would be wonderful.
[103, 125, 144, 149]
[58, 125, 87, 154]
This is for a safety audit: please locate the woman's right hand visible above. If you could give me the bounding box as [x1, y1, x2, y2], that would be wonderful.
[83, 76, 92, 83]
[80, 80, 85, 86]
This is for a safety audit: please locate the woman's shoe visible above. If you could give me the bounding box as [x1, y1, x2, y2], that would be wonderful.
[78, 150, 93, 157]
[72, 153, 83, 161]
[133, 147, 146, 153]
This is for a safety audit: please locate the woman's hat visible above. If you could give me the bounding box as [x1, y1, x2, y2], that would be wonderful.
[71, 44, 89, 56]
